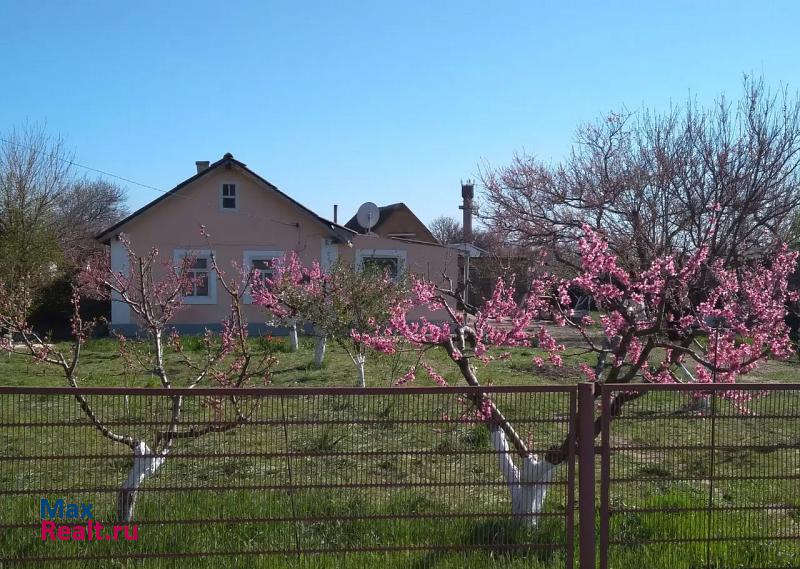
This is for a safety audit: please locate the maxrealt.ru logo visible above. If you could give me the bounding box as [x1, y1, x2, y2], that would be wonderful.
[40, 499, 138, 541]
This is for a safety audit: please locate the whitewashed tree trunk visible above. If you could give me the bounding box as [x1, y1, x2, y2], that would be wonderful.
[314, 335, 326, 367]
[117, 441, 166, 522]
[288, 320, 299, 352]
[354, 353, 366, 387]
[490, 427, 557, 525]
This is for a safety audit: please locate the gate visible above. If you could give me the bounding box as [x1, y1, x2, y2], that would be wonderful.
[597, 383, 800, 569]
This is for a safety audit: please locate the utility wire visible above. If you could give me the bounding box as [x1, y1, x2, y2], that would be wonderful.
[65, 160, 166, 194]
[0, 136, 167, 195]
[0, 136, 347, 237]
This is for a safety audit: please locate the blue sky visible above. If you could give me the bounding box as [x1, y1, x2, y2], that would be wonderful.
[1, 1, 798, 226]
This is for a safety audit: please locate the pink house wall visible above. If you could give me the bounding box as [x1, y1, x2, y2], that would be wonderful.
[107, 162, 460, 330]
[345, 233, 458, 282]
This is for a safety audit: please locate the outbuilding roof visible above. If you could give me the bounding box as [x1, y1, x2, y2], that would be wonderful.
[343, 202, 438, 242]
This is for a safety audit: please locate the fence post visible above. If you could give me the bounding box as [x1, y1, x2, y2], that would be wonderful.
[577, 382, 596, 569]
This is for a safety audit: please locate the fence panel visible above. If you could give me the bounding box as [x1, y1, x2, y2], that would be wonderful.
[599, 383, 800, 569]
[0, 385, 577, 568]
[4, 382, 798, 569]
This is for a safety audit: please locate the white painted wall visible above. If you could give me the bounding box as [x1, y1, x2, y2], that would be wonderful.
[321, 238, 339, 271]
[110, 238, 131, 325]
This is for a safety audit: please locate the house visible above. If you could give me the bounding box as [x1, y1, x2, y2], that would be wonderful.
[344, 203, 438, 243]
[96, 153, 458, 334]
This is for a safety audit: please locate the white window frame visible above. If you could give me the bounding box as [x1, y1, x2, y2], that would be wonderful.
[355, 249, 407, 281]
[173, 249, 217, 305]
[243, 250, 284, 304]
[220, 182, 238, 211]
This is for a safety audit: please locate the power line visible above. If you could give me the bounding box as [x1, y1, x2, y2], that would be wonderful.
[0, 136, 348, 238]
[0, 136, 167, 195]
[65, 160, 166, 194]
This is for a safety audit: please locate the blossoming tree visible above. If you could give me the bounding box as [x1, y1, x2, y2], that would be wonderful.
[356, 225, 798, 522]
[0, 235, 280, 521]
[251, 253, 408, 385]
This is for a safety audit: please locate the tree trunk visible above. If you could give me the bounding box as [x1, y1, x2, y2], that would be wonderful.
[354, 353, 366, 387]
[490, 427, 557, 525]
[117, 441, 165, 522]
[288, 321, 299, 352]
[314, 335, 326, 367]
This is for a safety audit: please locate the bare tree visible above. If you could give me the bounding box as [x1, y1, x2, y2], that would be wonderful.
[429, 215, 463, 245]
[482, 77, 800, 272]
[56, 178, 127, 259]
[0, 125, 72, 290]
[0, 124, 127, 289]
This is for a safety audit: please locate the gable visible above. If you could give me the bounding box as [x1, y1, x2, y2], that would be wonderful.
[97, 155, 353, 244]
[344, 203, 437, 243]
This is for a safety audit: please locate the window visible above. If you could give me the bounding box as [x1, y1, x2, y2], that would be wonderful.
[187, 258, 210, 297]
[174, 250, 217, 304]
[362, 256, 400, 279]
[243, 250, 283, 303]
[221, 183, 237, 210]
[356, 249, 407, 281]
[250, 258, 275, 281]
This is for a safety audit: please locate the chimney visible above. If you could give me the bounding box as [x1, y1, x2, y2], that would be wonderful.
[195, 160, 210, 174]
[333, 204, 339, 224]
[459, 180, 474, 243]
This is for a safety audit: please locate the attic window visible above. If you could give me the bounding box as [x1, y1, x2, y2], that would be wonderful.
[221, 183, 237, 210]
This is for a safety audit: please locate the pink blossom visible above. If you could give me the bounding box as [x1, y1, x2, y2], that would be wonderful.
[420, 362, 448, 386]
[394, 368, 416, 386]
[578, 363, 597, 381]
[265, 223, 799, 417]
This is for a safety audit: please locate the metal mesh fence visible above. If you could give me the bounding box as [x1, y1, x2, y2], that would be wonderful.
[0, 386, 576, 568]
[2, 383, 799, 569]
[599, 383, 800, 569]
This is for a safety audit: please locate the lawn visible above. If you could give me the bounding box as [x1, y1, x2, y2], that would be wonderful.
[0, 335, 798, 568]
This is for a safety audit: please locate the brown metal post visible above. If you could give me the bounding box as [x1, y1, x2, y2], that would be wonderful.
[565, 388, 577, 569]
[577, 382, 596, 569]
[599, 386, 611, 569]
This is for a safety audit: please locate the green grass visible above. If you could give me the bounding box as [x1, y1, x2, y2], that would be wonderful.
[0, 336, 798, 568]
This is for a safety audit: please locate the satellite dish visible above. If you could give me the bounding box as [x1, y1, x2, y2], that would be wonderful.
[356, 202, 380, 232]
